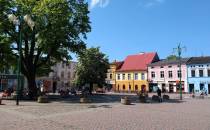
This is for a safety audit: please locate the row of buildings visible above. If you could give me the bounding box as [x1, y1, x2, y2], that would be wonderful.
[0, 61, 77, 92]
[106, 52, 210, 94]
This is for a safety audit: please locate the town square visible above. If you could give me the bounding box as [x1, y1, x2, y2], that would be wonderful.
[1, 0, 210, 130]
[0, 94, 210, 130]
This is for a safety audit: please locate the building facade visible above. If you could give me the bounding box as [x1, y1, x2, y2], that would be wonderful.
[187, 57, 210, 94]
[105, 61, 123, 91]
[49, 61, 77, 92]
[148, 58, 189, 93]
[37, 61, 77, 92]
[115, 52, 159, 92]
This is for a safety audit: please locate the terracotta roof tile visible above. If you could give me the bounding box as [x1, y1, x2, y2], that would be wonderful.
[117, 52, 158, 72]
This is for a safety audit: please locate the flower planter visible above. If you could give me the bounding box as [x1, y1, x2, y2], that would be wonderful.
[37, 95, 49, 103]
[121, 97, 131, 105]
[163, 95, 170, 100]
[152, 95, 160, 102]
[139, 95, 147, 103]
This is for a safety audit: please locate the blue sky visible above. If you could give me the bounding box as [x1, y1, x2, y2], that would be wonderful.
[84, 0, 210, 62]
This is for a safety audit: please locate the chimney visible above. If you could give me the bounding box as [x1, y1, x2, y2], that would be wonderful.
[139, 52, 145, 55]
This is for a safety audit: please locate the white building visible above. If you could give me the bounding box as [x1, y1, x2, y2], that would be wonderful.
[37, 61, 77, 92]
[49, 61, 77, 92]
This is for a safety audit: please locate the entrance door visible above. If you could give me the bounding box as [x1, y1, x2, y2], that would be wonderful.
[200, 84, 204, 91]
[189, 84, 194, 93]
[162, 84, 166, 93]
[208, 84, 210, 94]
[53, 82, 57, 93]
[169, 84, 174, 93]
[141, 85, 146, 92]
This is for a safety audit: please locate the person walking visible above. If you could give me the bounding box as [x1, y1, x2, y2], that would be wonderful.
[157, 87, 162, 102]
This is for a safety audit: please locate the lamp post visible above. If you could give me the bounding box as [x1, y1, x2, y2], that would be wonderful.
[8, 14, 35, 105]
[173, 43, 186, 100]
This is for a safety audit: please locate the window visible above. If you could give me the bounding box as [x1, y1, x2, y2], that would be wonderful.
[208, 70, 210, 77]
[151, 72, 155, 78]
[122, 74, 125, 80]
[135, 85, 138, 90]
[177, 70, 182, 78]
[117, 74, 120, 80]
[68, 64, 71, 69]
[151, 67, 154, 69]
[191, 70, 195, 77]
[168, 71, 173, 78]
[141, 73, 145, 80]
[110, 74, 112, 79]
[134, 73, 138, 80]
[200, 84, 204, 90]
[168, 66, 172, 68]
[68, 72, 71, 78]
[123, 85, 126, 90]
[160, 71, 164, 78]
[160, 66, 164, 68]
[61, 71, 64, 78]
[199, 70, 204, 77]
[128, 74, 131, 80]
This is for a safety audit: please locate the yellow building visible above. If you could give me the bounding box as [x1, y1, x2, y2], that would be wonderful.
[115, 71, 148, 92]
[115, 52, 159, 92]
[106, 61, 123, 91]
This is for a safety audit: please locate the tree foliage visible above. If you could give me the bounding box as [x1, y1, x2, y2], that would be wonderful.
[166, 55, 179, 60]
[0, 0, 91, 98]
[75, 47, 109, 91]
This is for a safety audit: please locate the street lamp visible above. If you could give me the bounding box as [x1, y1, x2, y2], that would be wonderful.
[8, 14, 35, 105]
[173, 43, 186, 100]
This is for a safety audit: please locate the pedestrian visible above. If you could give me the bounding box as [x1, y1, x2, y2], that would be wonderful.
[157, 87, 162, 102]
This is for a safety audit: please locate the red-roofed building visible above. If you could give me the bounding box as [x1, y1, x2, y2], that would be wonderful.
[115, 52, 159, 92]
[105, 61, 124, 91]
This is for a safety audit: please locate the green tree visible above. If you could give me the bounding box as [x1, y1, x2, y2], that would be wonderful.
[166, 55, 179, 60]
[0, 0, 91, 98]
[75, 47, 109, 94]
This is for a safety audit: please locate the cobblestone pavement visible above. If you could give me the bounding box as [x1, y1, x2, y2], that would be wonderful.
[0, 94, 210, 130]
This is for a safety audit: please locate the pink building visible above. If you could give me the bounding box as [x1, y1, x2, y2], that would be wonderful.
[148, 58, 190, 93]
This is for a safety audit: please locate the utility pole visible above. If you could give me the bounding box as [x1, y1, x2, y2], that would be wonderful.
[173, 43, 186, 100]
[16, 16, 23, 106]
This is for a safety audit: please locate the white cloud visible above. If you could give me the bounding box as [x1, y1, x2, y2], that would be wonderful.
[89, 0, 110, 9]
[139, 0, 165, 8]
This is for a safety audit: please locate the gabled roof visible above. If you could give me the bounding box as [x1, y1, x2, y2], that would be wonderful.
[117, 52, 159, 72]
[110, 61, 124, 70]
[187, 56, 210, 65]
[149, 58, 190, 67]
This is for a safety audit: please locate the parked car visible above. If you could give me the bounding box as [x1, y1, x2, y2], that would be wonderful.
[96, 88, 105, 93]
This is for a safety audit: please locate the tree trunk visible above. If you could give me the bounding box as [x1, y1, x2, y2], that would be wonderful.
[27, 75, 37, 99]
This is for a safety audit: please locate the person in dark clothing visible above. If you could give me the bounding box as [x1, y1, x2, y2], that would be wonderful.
[157, 87, 162, 102]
